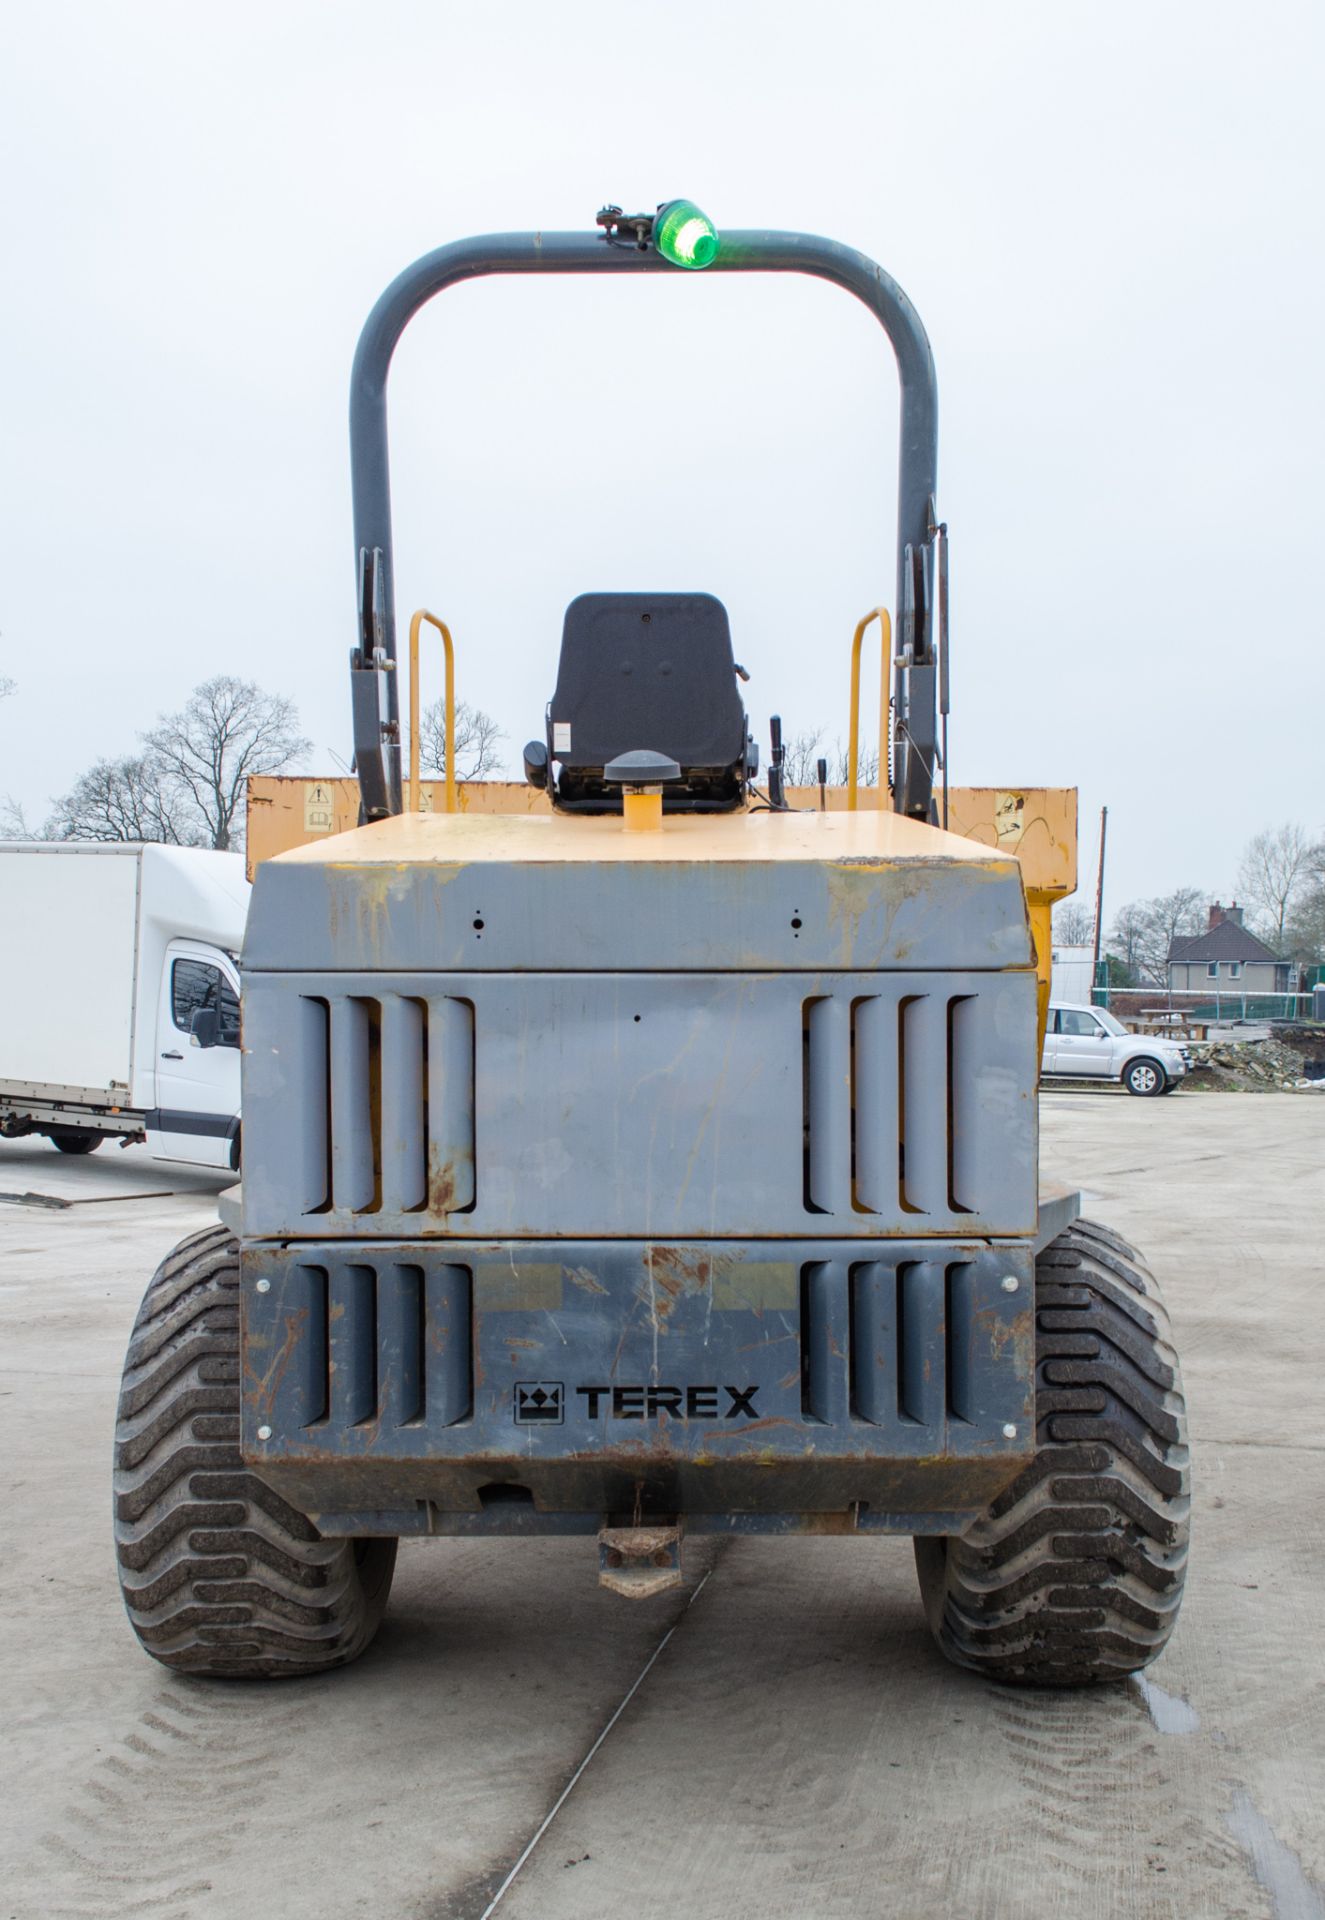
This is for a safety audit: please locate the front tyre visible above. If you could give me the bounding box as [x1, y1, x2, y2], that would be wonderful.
[114, 1224, 397, 1678]
[914, 1218, 1189, 1687]
[1123, 1057, 1167, 1096]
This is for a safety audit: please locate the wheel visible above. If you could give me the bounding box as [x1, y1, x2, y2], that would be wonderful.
[1123, 1057, 1167, 1096]
[48, 1129, 103, 1154]
[914, 1217, 1189, 1686]
[114, 1224, 397, 1677]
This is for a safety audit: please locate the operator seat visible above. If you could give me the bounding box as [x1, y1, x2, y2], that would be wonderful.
[527, 592, 752, 812]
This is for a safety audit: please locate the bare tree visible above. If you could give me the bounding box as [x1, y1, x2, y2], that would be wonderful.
[0, 795, 36, 839]
[144, 677, 309, 851]
[1146, 886, 1209, 984]
[1107, 901, 1150, 979]
[1052, 901, 1095, 946]
[1282, 878, 1325, 967]
[1236, 823, 1323, 946]
[1109, 886, 1206, 986]
[419, 699, 506, 780]
[48, 754, 201, 845]
[782, 729, 828, 787]
[782, 729, 880, 789]
[0, 676, 14, 699]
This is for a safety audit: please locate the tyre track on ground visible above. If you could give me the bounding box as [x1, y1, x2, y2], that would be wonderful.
[17, 1684, 325, 1920]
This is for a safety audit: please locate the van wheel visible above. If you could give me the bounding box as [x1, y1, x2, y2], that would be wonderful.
[114, 1224, 397, 1677]
[49, 1129, 103, 1154]
[914, 1219, 1189, 1686]
[1123, 1057, 1166, 1096]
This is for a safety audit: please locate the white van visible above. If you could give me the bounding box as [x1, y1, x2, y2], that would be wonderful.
[0, 843, 249, 1167]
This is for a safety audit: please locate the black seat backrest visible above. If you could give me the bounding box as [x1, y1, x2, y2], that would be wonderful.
[550, 593, 746, 781]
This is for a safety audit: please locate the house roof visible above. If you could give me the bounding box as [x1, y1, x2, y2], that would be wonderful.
[1168, 921, 1281, 964]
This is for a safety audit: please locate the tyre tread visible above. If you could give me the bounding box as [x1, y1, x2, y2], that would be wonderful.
[917, 1219, 1189, 1686]
[113, 1226, 395, 1678]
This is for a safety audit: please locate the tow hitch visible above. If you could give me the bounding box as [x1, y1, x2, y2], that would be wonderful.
[598, 1523, 684, 1599]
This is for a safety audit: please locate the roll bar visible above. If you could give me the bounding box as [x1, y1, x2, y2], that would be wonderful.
[348, 224, 941, 820]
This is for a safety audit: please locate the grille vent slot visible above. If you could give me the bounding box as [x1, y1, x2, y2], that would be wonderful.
[284, 1259, 472, 1432]
[802, 1258, 974, 1431]
[296, 993, 475, 1217]
[803, 990, 979, 1220]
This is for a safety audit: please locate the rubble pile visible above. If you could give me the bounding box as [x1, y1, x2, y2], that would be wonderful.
[1184, 1034, 1325, 1092]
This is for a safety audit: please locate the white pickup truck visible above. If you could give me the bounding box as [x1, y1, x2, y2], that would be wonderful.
[0, 843, 249, 1166]
[1041, 1001, 1193, 1096]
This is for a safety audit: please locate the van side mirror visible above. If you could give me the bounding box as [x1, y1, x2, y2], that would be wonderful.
[190, 1007, 219, 1050]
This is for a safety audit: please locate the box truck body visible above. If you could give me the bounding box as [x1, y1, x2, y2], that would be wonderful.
[0, 843, 250, 1167]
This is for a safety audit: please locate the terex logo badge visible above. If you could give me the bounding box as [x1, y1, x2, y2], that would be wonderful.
[514, 1381, 564, 1425]
[576, 1385, 760, 1421]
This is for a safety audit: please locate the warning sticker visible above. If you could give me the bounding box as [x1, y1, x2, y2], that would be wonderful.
[553, 722, 572, 753]
[994, 792, 1026, 847]
[303, 781, 336, 835]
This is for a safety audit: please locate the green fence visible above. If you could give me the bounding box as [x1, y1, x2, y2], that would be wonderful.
[1092, 989, 1315, 1023]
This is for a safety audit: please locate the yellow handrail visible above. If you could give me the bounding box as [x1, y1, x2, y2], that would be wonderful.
[847, 606, 891, 810]
[408, 608, 456, 814]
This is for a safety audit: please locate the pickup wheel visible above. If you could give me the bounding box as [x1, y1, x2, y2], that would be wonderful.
[1123, 1056, 1167, 1096]
[114, 1224, 397, 1678]
[913, 1218, 1189, 1686]
[48, 1128, 103, 1154]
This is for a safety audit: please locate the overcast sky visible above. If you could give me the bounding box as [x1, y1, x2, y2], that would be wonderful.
[2, 0, 1322, 919]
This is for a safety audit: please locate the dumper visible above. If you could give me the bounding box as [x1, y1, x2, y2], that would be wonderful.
[113, 204, 1189, 1686]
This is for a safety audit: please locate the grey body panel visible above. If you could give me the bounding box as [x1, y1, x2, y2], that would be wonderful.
[220, 1179, 1077, 1250]
[240, 969, 1037, 1241]
[238, 834, 1043, 1531]
[240, 1237, 1035, 1528]
[243, 838, 1032, 975]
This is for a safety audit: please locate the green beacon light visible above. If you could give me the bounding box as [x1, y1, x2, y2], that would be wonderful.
[654, 199, 720, 270]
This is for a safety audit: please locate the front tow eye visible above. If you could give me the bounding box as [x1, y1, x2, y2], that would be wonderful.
[598, 1522, 684, 1597]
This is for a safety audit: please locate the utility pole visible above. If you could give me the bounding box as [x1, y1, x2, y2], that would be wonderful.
[1091, 806, 1108, 1002]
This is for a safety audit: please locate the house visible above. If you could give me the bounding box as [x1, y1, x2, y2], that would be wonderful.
[1168, 903, 1290, 993]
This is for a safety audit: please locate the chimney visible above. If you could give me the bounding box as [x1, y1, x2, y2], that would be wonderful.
[1208, 901, 1245, 930]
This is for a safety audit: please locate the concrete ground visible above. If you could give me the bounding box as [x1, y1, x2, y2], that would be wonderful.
[2, 1095, 1322, 1920]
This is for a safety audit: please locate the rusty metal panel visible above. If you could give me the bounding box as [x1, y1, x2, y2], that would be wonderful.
[239, 1237, 1035, 1527]
[426, 994, 475, 1213]
[244, 776, 552, 880]
[245, 1256, 472, 1442]
[240, 970, 1037, 1242]
[244, 776, 1074, 903]
[242, 808, 1034, 976]
[945, 785, 1078, 899]
[244, 985, 477, 1233]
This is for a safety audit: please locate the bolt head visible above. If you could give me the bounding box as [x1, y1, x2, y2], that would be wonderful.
[1001, 1275, 1019, 1293]
[255, 1278, 271, 1294]
[257, 1424, 272, 1441]
[1002, 1423, 1018, 1440]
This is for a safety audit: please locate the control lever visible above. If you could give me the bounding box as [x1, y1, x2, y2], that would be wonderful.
[768, 715, 787, 810]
